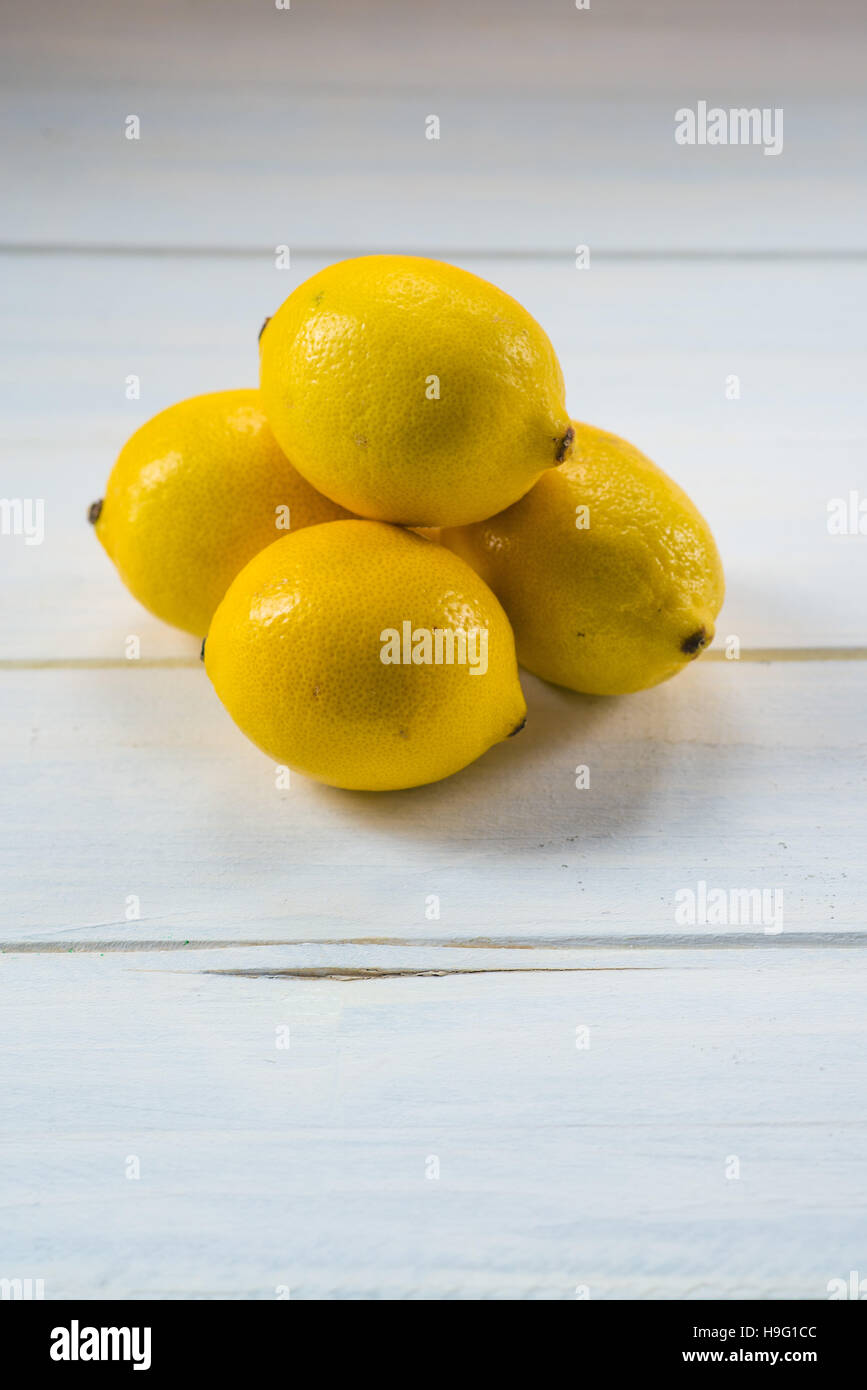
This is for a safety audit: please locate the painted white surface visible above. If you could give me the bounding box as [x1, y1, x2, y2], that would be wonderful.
[1, 944, 866, 1298]
[1, 661, 865, 945]
[1, 0, 866, 1302]
[2, 1, 866, 253]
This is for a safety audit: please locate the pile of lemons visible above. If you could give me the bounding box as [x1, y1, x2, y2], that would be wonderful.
[93, 255, 724, 791]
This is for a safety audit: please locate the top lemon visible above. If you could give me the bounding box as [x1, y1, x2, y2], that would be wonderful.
[259, 255, 573, 527]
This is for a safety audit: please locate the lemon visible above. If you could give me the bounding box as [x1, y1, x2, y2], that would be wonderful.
[258, 255, 574, 527]
[204, 521, 527, 791]
[442, 422, 725, 695]
[91, 390, 353, 636]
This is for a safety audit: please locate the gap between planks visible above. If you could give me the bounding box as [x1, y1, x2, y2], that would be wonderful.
[3, 933, 867, 953]
[3, 648, 867, 672]
[198, 966, 652, 980]
[3, 244, 867, 263]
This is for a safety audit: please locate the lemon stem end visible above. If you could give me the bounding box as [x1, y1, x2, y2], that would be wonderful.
[555, 427, 574, 464]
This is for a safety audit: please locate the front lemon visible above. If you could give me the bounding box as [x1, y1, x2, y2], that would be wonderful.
[442, 423, 725, 695]
[204, 521, 527, 791]
[92, 389, 354, 637]
[259, 255, 574, 527]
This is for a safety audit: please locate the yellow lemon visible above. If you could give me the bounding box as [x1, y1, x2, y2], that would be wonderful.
[259, 255, 574, 527]
[91, 389, 353, 636]
[442, 422, 725, 695]
[204, 521, 527, 791]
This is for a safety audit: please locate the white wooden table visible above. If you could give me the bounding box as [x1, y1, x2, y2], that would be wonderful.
[2, 0, 866, 1300]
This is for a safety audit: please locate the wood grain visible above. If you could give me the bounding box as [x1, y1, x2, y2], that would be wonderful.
[1, 943, 865, 1298]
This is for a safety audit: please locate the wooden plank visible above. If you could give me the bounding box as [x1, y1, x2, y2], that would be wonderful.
[1, 661, 864, 943]
[2, 2, 866, 253]
[1, 942, 865, 1298]
[2, 252, 866, 658]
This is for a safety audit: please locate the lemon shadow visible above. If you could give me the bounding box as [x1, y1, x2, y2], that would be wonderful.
[305, 666, 717, 854]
